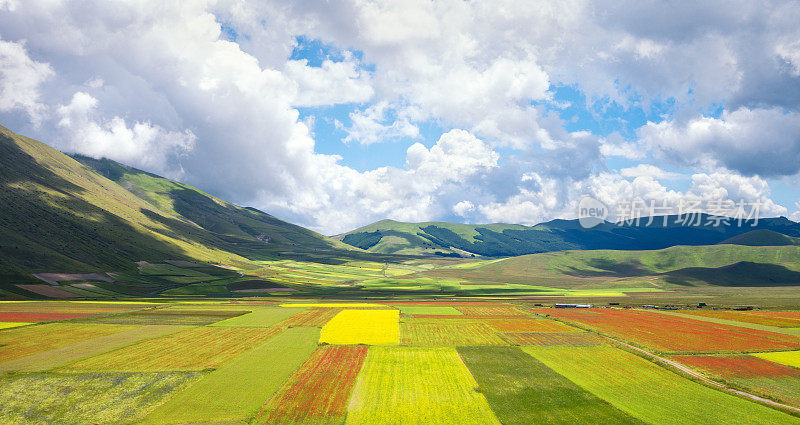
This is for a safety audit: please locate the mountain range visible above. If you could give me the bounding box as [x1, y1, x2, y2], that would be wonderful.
[2, 124, 800, 298]
[335, 216, 800, 257]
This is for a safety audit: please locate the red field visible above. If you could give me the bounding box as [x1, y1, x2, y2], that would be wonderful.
[500, 332, 605, 346]
[255, 345, 368, 424]
[673, 355, 800, 378]
[533, 309, 800, 352]
[400, 322, 507, 346]
[280, 308, 341, 327]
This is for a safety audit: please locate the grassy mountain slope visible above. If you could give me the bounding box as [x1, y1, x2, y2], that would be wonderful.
[719, 229, 800, 246]
[416, 244, 800, 288]
[338, 216, 800, 257]
[73, 155, 353, 255]
[336, 219, 528, 255]
[0, 125, 254, 295]
[0, 126, 357, 297]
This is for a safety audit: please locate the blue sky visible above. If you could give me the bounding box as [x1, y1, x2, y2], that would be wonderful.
[1, 1, 799, 233]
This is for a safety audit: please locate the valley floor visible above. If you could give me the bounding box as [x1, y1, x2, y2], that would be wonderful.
[1, 299, 800, 424]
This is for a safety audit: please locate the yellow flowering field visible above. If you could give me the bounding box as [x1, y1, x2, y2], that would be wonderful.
[319, 310, 399, 345]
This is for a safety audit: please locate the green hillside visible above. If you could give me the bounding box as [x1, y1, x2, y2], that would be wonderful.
[0, 126, 356, 298]
[338, 216, 800, 257]
[417, 244, 800, 289]
[73, 155, 353, 255]
[336, 219, 529, 255]
[719, 229, 800, 246]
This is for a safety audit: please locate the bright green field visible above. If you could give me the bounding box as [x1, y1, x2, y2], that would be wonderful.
[525, 346, 800, 425]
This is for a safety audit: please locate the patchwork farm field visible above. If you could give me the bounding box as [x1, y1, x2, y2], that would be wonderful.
[0, 300, 799, 424]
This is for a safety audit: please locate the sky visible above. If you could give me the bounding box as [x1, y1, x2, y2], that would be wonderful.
[1, 0, 799, 235]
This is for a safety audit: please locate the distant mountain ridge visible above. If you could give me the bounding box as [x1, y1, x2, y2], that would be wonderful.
[336, 215, 800, 257]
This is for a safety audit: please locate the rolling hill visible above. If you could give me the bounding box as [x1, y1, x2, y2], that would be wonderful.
[415, 244, 800, 289]
[719, 229, 800, 246]
[337, 216, 800, 257]
[0, 125, 353, 297]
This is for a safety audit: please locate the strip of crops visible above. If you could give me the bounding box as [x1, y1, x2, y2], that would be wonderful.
[455, 305, 528, 316]
[0, 325, 184, 372]
[319, 310, 399, 345]
[535, 309, 800, 352]
[399, 306, 462, 315]
[458, 346, 645, 425]
[679, 310, 800, 328]
[0, 322, 30, 330]
[0, 323, 131, 363]
[83, 309, 249, 325]
[486, 318, 579, 333]
[255, 345, 368, 424]
[400, 322, 506, 346]
[345, 346, 501, 425]
[279, 308, 342, 327]
[0, 312, 98, 322]
[753, 350, 800, 368]
[525, 346, 800, 425]
[411, 314, 526, 320]
[63, 326, 280, 371]
[209, 307, 304, 327]
[500, 332, 604, 346]
[141, 328, 320, 424]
